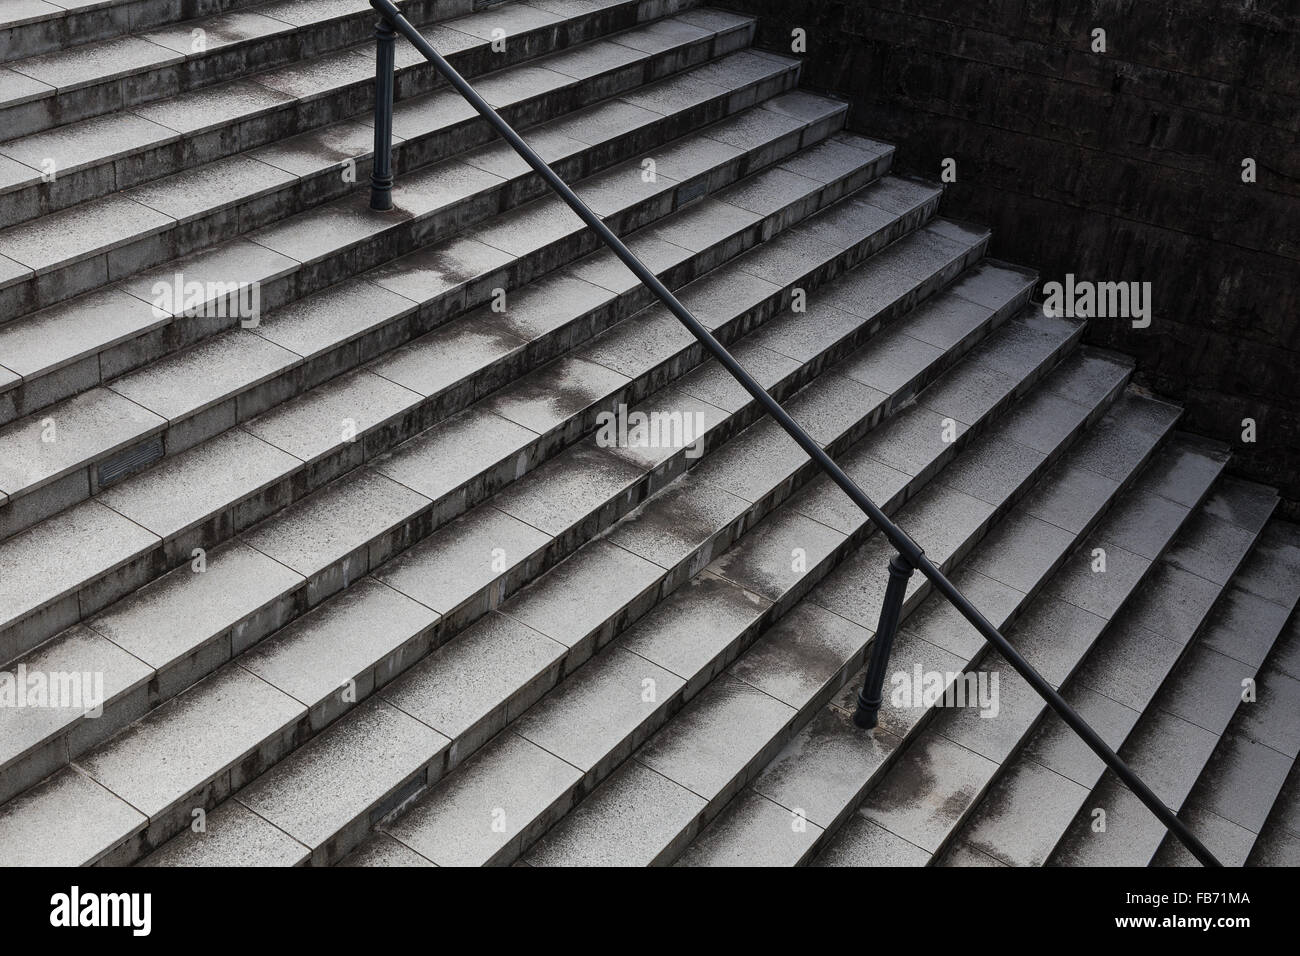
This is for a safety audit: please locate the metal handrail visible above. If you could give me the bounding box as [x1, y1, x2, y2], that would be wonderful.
[363, 0, 1221, 867]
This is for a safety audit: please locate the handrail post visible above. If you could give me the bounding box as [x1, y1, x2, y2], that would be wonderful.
[853, 553, 915, 728]
[369, 17, 397, 211]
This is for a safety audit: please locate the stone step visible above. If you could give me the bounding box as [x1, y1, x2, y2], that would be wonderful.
[1151, 616, 1300, 866]
[0, 121, 894, 676]
[1047, 518, 1300, 866]
[0, 1, 632, 65]
[0, 176, 962, 847]
[0, 8, 757, 318]
[0, 84, 841, 435]
[0, 102, 863, 556]
[675, 381, 1181, 866]
[941, 477, 1278, 866]
[352, 312, 1116, 868]
[0, 0, 707, 137]
[531, 372, 1171, 867]
[1, 0, 443, 125]
[804, 434, 1228, 867]
[0, 5, 749, 231]
[0, 161, 926, 803]
[121, 228, 1020, 868]
[0, 79, 837, 541]
[1, 0, 471, 63]
[1247, 744, 1300, 866]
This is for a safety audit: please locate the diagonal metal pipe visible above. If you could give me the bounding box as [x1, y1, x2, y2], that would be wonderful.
[364, 0, 1221, 867]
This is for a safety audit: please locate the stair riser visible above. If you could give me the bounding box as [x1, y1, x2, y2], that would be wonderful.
[69, 205, 953, 868]
[0, 9, 740, 229]
[0, 0, 706, 140]
[0, 95, 826, 553]
[2, 3, 151, 64]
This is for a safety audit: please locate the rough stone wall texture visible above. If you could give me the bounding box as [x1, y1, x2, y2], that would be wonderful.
[716, 0, 1299, 510]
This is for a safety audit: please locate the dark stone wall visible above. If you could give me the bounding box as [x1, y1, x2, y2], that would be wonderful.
[717, 0, 1300, 510]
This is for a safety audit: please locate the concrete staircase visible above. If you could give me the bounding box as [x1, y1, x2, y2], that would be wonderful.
[0, 0, 1294, 868]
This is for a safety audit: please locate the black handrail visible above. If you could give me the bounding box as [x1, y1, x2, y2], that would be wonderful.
[363, 0, 1221, 867]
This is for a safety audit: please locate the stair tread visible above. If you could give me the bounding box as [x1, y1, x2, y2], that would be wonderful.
[0, 53, 809, 419]
[0, 763, 146, 866]
[0, 83, 836, 533]
[6, 34, 186, 97]
[75, 664, 307, 819]
[0, 116, 884, 660]
[236, 697, 450, 853]
[0, 0, 65, 31]
[140, 799, 311, 867]
[0, 0, 566, 127]
[89, 540, 307, 673]
[0, 499, 161, 656]
[0, 3, 728, 203]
